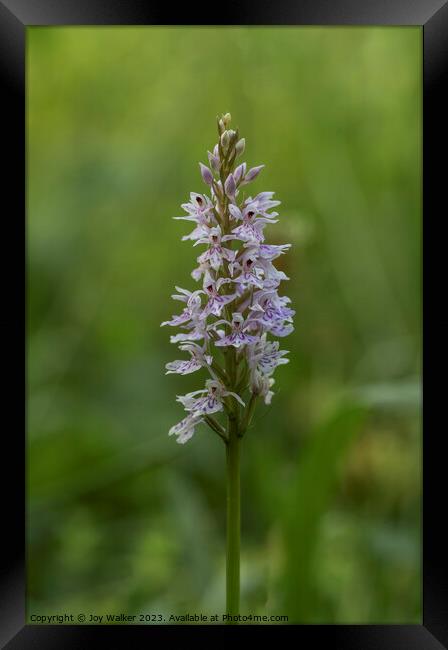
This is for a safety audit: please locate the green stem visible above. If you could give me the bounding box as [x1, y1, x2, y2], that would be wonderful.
[218, 119, 243, 622]
[226, 416, 240, 622]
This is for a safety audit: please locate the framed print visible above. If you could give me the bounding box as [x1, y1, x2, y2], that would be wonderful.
[1, 1, 446, 647]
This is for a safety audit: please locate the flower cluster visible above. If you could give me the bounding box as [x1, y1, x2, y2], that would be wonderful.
[162, 113, 294, 444]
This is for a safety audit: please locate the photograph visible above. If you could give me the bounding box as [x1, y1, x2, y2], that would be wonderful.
[26, 25, 422, 626]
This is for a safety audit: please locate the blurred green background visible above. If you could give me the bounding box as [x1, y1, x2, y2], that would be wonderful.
[27, 27, 421, 623]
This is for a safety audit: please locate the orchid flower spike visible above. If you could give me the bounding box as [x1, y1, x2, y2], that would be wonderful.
[161, 113, 294, 444]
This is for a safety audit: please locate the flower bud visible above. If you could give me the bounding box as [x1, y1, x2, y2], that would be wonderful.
[250, 370, 264, 395]
[235, 138, 245, 156]
[222, 112, 231, 128]
[207, 151, 220, 172]
[218, 119, 225, 134]
[224, 173, 236, 199]
[199, 163, 214, 186]
[220, 131, 230, 152]
[251, 372, 274, 404]
[243, 164, 265, 184]
[233, 162, 246, 184]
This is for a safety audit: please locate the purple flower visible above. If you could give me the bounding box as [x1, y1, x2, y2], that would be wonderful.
[247, 290, 295, 336]
[178, 192, 214, 220]
[169, 413, 204, 444]
[229, 195, 280, 243]
[231, 255, 265, 289]
[165, 342, 213, 375]
[176, 379, 245, 416]
[199, 271, 237, 318]
[160, 288, 203, 328]
[214, 313, 259, 349]
[245, 241, 291, 260]
[169, 320, 210, 343]
[194, 226, 236, 272]
[248, 334, 289, 377]
[174, 192, 217, 241]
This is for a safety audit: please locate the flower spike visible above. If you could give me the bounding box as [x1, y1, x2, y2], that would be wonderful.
[161, 113, 293, 444]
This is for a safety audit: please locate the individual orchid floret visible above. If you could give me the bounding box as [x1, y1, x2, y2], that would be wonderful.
[248, 334, 289, 377]
[229, 196, 279, 243]
[169, 412, 204, 444]
[174, 192, 216, 241]
[230, 253, 265, 289]
[250, 253, 289, 287]
[247, 290, 295, 337]
[177, 379, 245, 416]
[230, 193, 279, 219]
[229, 244, 288, 291]
[160, 288, 203, 328]
[244, 241, 291, 260]
[269, 319, 295, 338]
[201, 271, 238, 317]
[214, 313, 259, 349]
[169, 318, 210, 343]
[177, 192, 214, 220]
[251, 191, 281, 214]
[228, 202, 250, 222]
[168, 305, 218, 344]
[231, 219, 270, 244]
[165, 342, 213, 375]
[194, 226, 236, 272]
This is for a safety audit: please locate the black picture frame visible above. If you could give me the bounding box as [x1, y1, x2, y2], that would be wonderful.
[1, 1, 444, 647]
